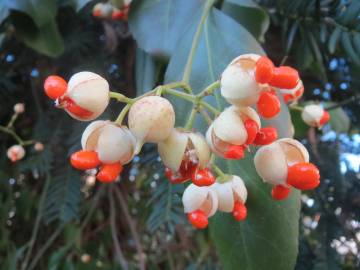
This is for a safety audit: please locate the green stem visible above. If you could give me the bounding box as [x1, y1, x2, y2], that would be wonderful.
[7, 113, 18, 128]
[199, 101, 220, 115]
[109, 92, 134, 104]
[289, 105, 304, 112]
[0, 125, 29, 146]
[185, 108, 197, 130]
[163, 88, 195, 103]
[197, 80, 220, 98]
[212, 163, 226, 178]
[182, 0, 216, 84]
[115, 104, 131, 125]
[109, 186, 128, 270]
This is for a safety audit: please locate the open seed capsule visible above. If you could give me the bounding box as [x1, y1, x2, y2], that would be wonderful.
[206, 106, 260, 159]
[158, 128, 213, 186]
[211, 175, 248, 221]
[220, 54, 262, 107]
[254, 138, 320, 200]
[301, 104, 330, 128]
[182, 184, 218, 229]
[7, 145, 25, 162]
[47, 72, 109, 121]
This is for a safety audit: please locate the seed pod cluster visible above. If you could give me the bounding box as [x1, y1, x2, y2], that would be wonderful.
[182, 175, 248, 229]
[43, 55, 322, 230]
[220, 54, 300, 119]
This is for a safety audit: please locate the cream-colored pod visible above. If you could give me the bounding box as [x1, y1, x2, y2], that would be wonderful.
[212, 175, 247, 212]
[182, 184, 218, 217]
[254, 138, 309, 186]
[128, 96, 175, 153]
[62, 71, 110, 121]
[158, 128, 211, 172]
[220, 54, 262, 106]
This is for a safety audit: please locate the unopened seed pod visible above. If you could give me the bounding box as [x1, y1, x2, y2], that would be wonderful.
[158, 128, 210, 172]
[57, 72, 110, 121]
[301, 104, 330, 128]
[81, 121, 136, 164]
[128, 96, 175, 152]
[220, 54, 262, 106]
[211, 175, 247, 212]
[182, 184, 218, 217]
[7, 145, 25, 162]
[14, 103, 25, 114]
[279, 80, 304, 104]
[206, 106, 260, 158]
[254, 138, 309, 186]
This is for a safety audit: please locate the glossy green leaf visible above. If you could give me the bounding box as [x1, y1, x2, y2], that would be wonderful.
[4, 0, 57, 27]
[10, 11, 64, 57]
[164, 3, 300, 270]
[135, 48, 157, 95]
[128, 0, 203, 59]
[221, 0, 270, 42]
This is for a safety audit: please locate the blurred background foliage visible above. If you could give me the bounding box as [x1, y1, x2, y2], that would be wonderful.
[0, 0, 359, 269]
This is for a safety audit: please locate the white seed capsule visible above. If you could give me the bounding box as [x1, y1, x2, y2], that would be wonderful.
[206, 106, 260, 156]
[81, 121, 136, 164]
[34, 142, 44, 152]
[254, 138, 309, 186]
[13, 103, 25, 114]
[211, 175, 247, 212]
[7, 145, 25, 162]
[128, 96, 175, 152]
[220, 54, 261, 106]
[158, 128, 210, 171]
[301, 104, 325, 127]
[182, 184, 218, 217]
[64, 71, 110, 121]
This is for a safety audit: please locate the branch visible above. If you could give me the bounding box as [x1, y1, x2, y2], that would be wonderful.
[325, 94, 360, 111]
[113, 186, 146, 270]
[21, 174, 51, 270]
[109, 186, 128, 270]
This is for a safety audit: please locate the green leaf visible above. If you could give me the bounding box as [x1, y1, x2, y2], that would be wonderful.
[44, 166, 82, 224]
[128, 0, 204, 59]
[324, 103, 351, 134]
[11, 12, 64, 57]
[221, 0, 270, 42]
[290, 109, 308, 138]
[328, 27, 341, 54]
[135, 48, 157, 95]
[164, 4, 300, 270]
[341, 31, 360, 66]
[4, 0, 57, 27]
